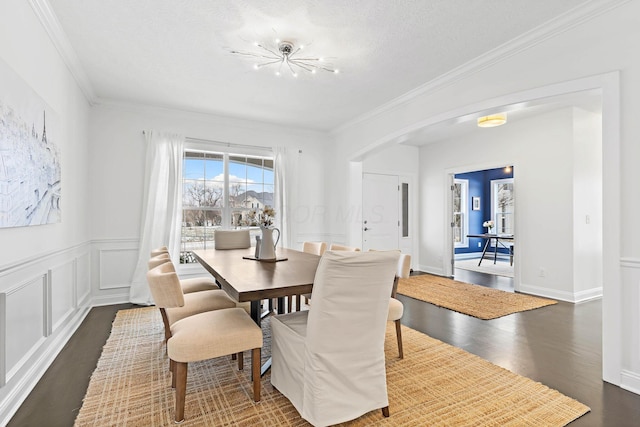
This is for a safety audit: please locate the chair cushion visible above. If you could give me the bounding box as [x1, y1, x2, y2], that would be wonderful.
[168, 308, 263, 363]
[180, 277, 218, 294]
[165, 289, 236, 326]
[388, 297, 404, 321]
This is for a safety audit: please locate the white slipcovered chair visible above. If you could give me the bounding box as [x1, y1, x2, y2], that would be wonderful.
[148, 252, 219, 294]
[146, 263, 263, 423]
[271, 250, 400, 426]
[298, 241, 327, 310]
[389, 253, 411, 359]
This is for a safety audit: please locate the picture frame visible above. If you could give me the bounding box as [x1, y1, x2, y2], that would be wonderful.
[472, 196, 481, 211]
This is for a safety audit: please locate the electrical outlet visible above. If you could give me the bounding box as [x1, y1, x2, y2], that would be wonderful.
[478, 242, 482, 248]
[539, 268, 546, 277]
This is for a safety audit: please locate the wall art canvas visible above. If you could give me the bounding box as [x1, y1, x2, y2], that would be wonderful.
[0, 59, 61, 228]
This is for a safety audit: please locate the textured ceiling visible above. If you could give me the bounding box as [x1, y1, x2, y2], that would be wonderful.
[48, 0, 591, 131]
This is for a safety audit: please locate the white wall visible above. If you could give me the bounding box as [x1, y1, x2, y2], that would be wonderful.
[362, 143, 420, 259]
[0, 1, 92, 424]
[88, 103, 330, 297]
[418, 107, 602, 302]
[573, 107, 603, 298]
[329, 1, 639, 393]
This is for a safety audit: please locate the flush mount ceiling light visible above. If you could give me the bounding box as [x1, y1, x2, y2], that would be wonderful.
[229, 39, 338, 77]
[477, 113, 507, 128]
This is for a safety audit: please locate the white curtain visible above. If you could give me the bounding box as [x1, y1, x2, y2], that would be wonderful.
[274, 146, 292, 248]
[129, 131, 184, 305]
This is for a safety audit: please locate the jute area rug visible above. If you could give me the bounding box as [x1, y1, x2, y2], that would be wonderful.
[74, 307, 588, 426]
[397, 274, 557, 320]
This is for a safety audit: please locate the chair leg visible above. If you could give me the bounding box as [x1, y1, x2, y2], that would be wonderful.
[159, 308, 172, 345]
[170, 359, 176, 388]
[252, 348, 261, 401]
[287, 295, 293, 313]
[238, 351, 244, 370]
[395, 319, 404, 359]
[382, 406, 390, 417]
[295, 295, 301, 312]
[174, 361, 188, 423]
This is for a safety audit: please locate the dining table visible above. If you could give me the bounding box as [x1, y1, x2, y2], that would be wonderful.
[192, 247, 321, 374]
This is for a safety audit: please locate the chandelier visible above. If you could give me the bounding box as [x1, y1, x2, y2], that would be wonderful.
[230, 39, 339, 77]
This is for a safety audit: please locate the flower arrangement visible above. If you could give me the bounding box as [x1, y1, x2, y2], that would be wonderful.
[483, 220, 494, 231]
[248, 205, 276, 228]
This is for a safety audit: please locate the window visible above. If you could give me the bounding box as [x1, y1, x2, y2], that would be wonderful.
[452, 179, 469, 247]
[181, 149, 274, 263]
[491, 178, 514, 235]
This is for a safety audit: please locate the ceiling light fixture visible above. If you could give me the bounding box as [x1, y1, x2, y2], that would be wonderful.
[230, 39, 338, 77]
[477, 113, 507, 128]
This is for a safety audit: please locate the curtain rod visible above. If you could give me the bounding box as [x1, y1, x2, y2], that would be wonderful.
[142, 131, 270, 152]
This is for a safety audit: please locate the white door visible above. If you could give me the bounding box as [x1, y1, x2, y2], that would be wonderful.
[362, 173, 399, 251]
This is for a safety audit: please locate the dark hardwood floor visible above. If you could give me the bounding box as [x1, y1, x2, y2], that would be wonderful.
[8, 270, 640, 426]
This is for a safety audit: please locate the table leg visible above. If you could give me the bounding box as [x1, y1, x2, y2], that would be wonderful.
[493, 237, 498, 264]
[478, 238, 491, 266]
[250, 300, 262, 325]
[249, 299, 274, 377]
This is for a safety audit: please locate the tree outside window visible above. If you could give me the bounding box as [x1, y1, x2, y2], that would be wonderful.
[181, 150, 274, 263]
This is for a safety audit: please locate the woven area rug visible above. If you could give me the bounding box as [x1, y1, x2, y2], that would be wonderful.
[74, 307, 588, 426]
[397, 274, 557, 320]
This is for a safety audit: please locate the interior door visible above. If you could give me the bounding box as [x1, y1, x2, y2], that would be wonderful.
[362, 173, 399, 251]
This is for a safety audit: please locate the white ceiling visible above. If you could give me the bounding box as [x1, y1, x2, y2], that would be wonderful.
[47, 0, 593, 132]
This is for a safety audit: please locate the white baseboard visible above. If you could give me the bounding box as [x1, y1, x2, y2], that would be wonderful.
[621, 370, 640, 395]
[90, 292, 133, 307]
[518, 283, 602, 303]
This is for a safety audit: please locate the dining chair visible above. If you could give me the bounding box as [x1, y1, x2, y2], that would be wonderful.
[150, 245, 169, 257]
[271, 250, 400, 426]
[148, 252, 219, 294]
[214, 229, 252, 249]
[147, 263, 262, 423]
[212, 229, 254, 314]
[145, 261, 237, 343]
[329, 243, 361, 251]
[389, 253, 411, 359]
[298, 241, 327, 310]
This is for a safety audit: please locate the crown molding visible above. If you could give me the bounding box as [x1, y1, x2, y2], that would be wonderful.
[94, 97, 329, 137]
[28, 0, 97, 104]
[333, 0, 631, 135]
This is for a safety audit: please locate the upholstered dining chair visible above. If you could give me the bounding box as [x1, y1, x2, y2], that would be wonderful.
[389, 253, 411, 359]
[147, 263, 263, 423]
[271, 250, 400, 426]
[212, 229, 254, 314]
[150, 245, 169, 257]
[214, 229, 252, 249]
[329, 243, 361, 252]
[148, 253, 219, 294]
[145, 260, 237, 343]
[297, 241, 328, 310]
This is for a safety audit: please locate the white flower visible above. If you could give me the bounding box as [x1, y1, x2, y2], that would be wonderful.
[483, 220, 494, 228]
[248, 206, 276, 227]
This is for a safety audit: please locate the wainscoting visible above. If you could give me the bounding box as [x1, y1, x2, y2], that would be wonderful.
[0, 239, 137, 425]
[0, 243, 92, 425]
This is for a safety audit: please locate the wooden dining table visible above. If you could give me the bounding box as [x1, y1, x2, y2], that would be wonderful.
[192, 247, 321, 375]
[192, 247, 321, 325]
